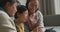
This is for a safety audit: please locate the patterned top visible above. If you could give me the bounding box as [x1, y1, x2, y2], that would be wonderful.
[28, 10, 44, 30]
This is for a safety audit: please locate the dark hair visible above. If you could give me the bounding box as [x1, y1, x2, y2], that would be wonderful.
[26, 0, 30, 9]
[15, 5, 28, 18]
[0, 0, 18, 7]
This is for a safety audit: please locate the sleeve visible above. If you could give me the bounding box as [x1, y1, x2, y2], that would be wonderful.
[37, 11, 44, 27]
[0, 13, 17, 32]
[37, 11, 46, 32]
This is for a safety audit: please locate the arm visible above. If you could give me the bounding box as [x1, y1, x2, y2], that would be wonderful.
[37, 11, 45, 32]
[31, 11, 45, 32]
[0, 13, 17, 32]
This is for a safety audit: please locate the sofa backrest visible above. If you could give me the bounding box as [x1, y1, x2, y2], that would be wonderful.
[44, 15, 60, 26]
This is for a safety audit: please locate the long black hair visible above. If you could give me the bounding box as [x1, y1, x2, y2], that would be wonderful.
[26, 0, 30, 9]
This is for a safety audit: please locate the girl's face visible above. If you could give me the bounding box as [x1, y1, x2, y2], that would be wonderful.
[28, 1, 39, 13]
[18, 10, 28, 22]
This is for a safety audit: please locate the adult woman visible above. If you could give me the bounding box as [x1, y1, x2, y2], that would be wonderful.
[26, 0, 45, 32]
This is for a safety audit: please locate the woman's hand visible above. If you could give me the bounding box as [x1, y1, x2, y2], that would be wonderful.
[31, 26, 45, 32]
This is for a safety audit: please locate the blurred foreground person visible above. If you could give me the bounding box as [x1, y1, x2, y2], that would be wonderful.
[0, 0, 18, 32]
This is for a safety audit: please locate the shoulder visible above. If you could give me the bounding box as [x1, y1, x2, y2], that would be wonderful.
[36, 10, 43, 15]
[0, 11, 11, 24]
[0, 11, 17, 31]
[36, 10, 43, 17]
[0, 11, 10, 19]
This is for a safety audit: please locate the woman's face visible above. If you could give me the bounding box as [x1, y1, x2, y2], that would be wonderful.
[28, 1, 39, 13]
[6, 2, 18, 16]
[18, 10, 28, 22]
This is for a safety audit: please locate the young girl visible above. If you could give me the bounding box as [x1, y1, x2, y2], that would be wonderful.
[14, 5, 29, 32]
